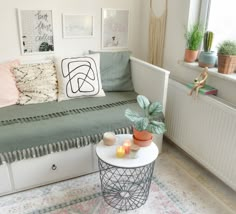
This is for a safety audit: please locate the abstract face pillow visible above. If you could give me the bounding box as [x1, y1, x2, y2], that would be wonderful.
[55, 54, 105, 101]
[0, 60, 19, 108]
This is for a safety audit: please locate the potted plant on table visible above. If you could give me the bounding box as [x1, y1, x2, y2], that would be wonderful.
[125, 95, 166, 147]
[198, 31, 217, 68]
[217, 40, 236, 74]
[184, 23, 204, 62]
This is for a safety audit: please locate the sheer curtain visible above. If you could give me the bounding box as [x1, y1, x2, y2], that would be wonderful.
[148, 0, 167, 67]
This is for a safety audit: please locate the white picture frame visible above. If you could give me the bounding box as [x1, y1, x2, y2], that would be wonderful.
[63, 14, 94, 38]
[102, 8, 129, 49]
[17, 9, 55, 55]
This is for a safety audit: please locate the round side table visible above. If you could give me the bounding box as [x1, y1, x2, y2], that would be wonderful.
[96, 134, 158, 211]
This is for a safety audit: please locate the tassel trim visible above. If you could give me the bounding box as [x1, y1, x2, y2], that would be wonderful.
[0, 126, 133, 165]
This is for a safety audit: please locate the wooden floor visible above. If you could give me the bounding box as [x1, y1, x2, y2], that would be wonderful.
[159, 139, 236, 214]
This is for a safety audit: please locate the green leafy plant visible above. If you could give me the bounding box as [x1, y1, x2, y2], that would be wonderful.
[125, 95, 166, 135]
[185, 23, 204, 50]
[203, 31, 214, 52]
[217, 40, 236, 55]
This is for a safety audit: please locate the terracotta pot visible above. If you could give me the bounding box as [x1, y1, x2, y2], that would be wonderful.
[218, 54, 236, 74]
[133, 128, 152, 141]
[184, 49, 199, 63]
[133, 128, 153, 147]
[133, 135, 153, 147]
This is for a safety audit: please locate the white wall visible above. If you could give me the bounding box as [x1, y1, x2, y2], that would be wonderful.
[0, 0, 142, 61]
[140, 0, 236, 105]
[1, 0, 235, 105]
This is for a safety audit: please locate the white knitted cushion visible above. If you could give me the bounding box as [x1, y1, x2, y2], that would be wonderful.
[13, 62, 57, 105]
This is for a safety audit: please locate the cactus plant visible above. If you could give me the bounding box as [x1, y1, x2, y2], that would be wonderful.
[203, 31, 214, 52]
[198, 31, 217, 68]
[125, 95, 166, 135]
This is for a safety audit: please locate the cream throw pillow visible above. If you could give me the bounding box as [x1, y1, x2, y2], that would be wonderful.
[55, 54, 105, 101]
[13, 62, 57, 105]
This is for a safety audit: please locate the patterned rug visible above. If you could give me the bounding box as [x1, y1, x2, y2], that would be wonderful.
[0, 173, 187, 214]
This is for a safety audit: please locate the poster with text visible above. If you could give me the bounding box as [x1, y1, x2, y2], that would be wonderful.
[18, 10, 54, 54]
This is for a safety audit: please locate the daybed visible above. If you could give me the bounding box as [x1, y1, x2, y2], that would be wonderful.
[0, 56, 170, 196]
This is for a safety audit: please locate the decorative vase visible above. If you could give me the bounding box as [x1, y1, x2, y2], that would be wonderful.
[218, 54, 236, 74]
[184, 49, 199, 63]
[133, 128, 153, 147]
[198, 51, 217, 68]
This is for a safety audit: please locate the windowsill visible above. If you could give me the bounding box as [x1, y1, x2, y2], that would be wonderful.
[180, 61, 236, 83]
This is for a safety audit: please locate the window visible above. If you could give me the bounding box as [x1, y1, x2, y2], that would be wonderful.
[201, 0, 236, 51]
[193, 0, 236, 81]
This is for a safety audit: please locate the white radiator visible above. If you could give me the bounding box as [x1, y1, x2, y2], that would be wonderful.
[165, 79, 236, 191]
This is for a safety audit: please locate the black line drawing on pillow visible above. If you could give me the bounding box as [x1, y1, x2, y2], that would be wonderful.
[61, 57, 100, 98]
[67, 60, 95, 93]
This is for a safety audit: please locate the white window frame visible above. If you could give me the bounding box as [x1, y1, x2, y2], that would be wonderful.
[199, 0, 211, 30]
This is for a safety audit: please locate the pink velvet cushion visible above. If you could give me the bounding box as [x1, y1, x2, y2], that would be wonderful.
[0, 60, 19, 108]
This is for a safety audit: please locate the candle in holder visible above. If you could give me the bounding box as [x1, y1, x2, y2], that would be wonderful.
[103, 132, 116, 146]
[116, 146, 125, 158]
[123, 140, 131, 154]
[130, 144, 140, 159]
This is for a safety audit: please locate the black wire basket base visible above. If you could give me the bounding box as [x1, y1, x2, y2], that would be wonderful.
[98, 158, 155, 211]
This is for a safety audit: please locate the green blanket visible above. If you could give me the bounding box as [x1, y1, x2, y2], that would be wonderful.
[0, 92, 139, 164]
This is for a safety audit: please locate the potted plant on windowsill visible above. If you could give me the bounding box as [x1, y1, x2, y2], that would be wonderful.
[198, 31, 217, 68]
[217, 40, 236, 74]
[184, 23, 204, 62]
[125, 95, 166, 147]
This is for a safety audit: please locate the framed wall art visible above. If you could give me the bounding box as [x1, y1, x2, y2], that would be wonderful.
[102, 8, 129, 49]
[17, 9, 54, 55]
[63, 14, 94, 38]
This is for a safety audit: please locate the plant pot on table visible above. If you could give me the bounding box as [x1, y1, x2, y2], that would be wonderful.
[133, 128, 153, 147]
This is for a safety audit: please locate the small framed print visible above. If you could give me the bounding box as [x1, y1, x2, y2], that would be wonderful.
[102, 8, 129, 49]
[63, 14, 94, 38]
[18, 9, 55, 55]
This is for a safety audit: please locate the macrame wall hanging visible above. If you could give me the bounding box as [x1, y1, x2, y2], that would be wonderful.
[148, 0, 168, 67]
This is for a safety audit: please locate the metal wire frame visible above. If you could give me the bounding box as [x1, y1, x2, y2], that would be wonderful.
[98, 157, 155, 211]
